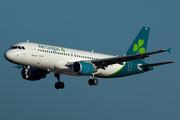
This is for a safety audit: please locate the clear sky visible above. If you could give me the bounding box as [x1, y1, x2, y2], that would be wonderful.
[0, 0, 179, 120]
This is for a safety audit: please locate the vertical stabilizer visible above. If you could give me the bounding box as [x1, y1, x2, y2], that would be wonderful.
[126, 27, 150, 56]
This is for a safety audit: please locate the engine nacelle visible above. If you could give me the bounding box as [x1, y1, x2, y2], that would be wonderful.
[21, 67, 46, 81]
[72, 61, 94, 75]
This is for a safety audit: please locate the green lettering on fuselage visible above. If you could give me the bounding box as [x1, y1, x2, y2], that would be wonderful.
[38, 45, 61, 52]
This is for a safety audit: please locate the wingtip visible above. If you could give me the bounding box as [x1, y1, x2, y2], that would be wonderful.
[167, 48, 171, 54]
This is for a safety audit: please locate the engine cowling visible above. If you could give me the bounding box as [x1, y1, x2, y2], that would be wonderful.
[72, 61, 95, 75]
[21, 67, 46, 81]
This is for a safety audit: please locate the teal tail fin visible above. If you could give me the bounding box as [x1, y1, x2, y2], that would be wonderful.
[126, 27, 150, 56]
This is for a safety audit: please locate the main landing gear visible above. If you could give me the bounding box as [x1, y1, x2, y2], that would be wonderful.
[88, 78, 98, 86]
[88, 74, 99, 86]
[54, 73, 65, 89]
[54, 73, 99, 89]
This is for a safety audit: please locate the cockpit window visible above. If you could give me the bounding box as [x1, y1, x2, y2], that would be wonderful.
[11, 46, 25, 50]
[11, 46, 18, 49]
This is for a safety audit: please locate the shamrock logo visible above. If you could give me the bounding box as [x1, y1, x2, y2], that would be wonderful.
[61, 48, 65, 52]
[133, 39, 145, 54]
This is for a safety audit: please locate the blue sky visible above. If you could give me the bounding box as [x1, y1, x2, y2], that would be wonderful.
[0, 1, 179, 120]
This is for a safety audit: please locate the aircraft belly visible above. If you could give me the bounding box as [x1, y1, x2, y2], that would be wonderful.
[97, 64, 124, 77]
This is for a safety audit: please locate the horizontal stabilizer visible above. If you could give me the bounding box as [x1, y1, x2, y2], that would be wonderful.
[140, 61, 175, 68]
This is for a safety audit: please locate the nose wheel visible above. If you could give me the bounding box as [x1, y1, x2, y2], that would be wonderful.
[54, 73, 65, 89]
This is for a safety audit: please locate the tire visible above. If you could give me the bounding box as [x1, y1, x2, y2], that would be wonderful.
[54, 82, 60, 89]
[93, 78, 98, 85]
[88, 79, 94, 86]
[59, 82, 65, 89]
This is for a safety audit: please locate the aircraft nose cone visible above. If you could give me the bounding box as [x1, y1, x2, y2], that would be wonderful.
[4, 50, 12, 61]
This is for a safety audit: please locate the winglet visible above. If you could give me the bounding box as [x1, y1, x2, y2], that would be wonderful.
[167, 48, 171, 54]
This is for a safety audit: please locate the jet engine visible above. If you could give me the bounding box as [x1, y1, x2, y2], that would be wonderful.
[72, 61, 95, 75]
[21, 67, 46, 81]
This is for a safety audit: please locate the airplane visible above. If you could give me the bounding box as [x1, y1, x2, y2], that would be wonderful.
[4, 27, 175, 89]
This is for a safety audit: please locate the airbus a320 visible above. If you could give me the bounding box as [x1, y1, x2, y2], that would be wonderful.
[4, 27, 175, 89]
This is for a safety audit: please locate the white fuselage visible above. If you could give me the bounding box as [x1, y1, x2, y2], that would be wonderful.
[5, 42, 125, 77]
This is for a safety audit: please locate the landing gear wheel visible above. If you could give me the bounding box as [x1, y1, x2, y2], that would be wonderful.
[59, 82, 65, 89]
[54, 74, 65, 89]
[54, 82, 65, 89]
[93, 78, 98, 85]
[55, 82, 60, 89]
[88, 79, 94, 86]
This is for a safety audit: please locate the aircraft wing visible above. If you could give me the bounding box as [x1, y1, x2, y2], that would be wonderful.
[88, 48, 171, 68]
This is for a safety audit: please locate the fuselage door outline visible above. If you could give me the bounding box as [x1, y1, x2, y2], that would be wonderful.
[127, 61, 132, 71]
[30, 44, 37, 57]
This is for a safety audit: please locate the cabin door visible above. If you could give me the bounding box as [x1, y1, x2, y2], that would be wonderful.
[127, 61, 132, 71]
[30, 44, 37, 56]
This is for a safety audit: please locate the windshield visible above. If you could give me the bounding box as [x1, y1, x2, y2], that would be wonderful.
[10, 46, 25, 50]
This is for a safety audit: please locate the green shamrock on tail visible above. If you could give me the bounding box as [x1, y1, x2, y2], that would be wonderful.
[133, 39, 145, 54]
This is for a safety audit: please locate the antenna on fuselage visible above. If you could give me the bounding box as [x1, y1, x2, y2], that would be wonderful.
[92, 50, 94, 52]
[27, 39, 29, 43]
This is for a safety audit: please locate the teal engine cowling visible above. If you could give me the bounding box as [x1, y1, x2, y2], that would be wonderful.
[73, 61, 94, 75]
